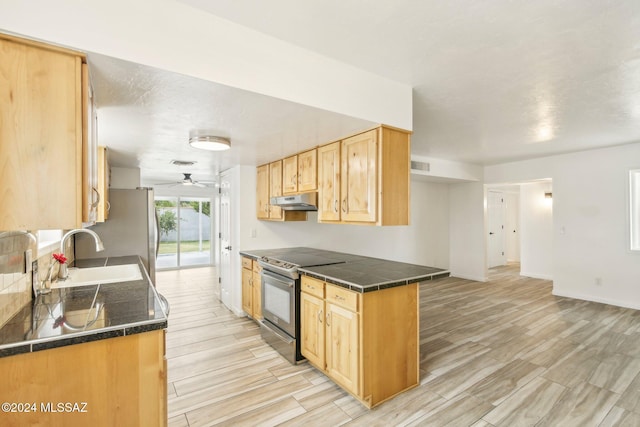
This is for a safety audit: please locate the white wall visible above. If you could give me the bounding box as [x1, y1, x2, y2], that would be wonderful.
[486, 142, 640, 309]
[449, 182, 487, 281]
[0, 0, 412, 130]
[519, 182, 553, 280]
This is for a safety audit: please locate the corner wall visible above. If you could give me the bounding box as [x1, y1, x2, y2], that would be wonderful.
[448, 182, 486, 281]
[519, 182, 553, 280]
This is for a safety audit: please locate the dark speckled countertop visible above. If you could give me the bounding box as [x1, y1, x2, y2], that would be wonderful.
[0, 255, 167, 358]
[239, 247, 449, 292]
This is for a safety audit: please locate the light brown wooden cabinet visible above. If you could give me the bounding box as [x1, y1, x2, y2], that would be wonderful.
[0, 34, 83, 230]
[241, 256, 262, 319]
[256, 161, 307, 222]
[0, 330, 167, 426]
[256, 164, 270, 219]
[282, 155, 298, 194]
[283, 149, 317, 194]
[318, 126, 410, 225]
[96, 146, 110, 222]
[269, 160, 284, 220]
[0, 33, 100, 230]
[300, 275, 419, 408]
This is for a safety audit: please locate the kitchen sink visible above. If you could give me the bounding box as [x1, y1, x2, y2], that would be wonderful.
[52, 264, 143, 288]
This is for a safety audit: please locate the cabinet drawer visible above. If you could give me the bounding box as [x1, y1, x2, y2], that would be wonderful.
[242, 257, 253, 269]
[326, 284, 358, 312]
[252, 260, 262, 274]
[301, 275, 324, 298]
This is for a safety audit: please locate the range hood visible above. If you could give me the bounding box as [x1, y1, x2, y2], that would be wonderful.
[270, 193, 318, 211]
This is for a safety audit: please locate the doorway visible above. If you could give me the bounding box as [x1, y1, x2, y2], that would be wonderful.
[155, 196, 213, 269]
[485, 180, 553, 280]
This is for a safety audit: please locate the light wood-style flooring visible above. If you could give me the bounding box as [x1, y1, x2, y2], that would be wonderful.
[156, 264, 640, 426]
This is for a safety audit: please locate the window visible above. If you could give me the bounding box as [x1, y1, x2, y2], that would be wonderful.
[630, 169, 640, 251]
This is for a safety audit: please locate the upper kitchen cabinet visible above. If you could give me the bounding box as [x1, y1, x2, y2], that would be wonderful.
[318, 126, 411, 226]
[269, 160, 284, 221]
[0, 33, 94, 230]
[96, 146, 110, 222]
[283, 148, 317, 195]
[256, 164, 270, 219]
[256, 161, 306, 221]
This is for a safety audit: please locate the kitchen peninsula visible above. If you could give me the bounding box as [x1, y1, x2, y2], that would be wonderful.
[240, 247, 448, 408]
[0, 256, 167, 427]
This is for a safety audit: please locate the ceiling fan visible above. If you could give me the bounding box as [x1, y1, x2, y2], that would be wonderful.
[154, 173, 216, 188]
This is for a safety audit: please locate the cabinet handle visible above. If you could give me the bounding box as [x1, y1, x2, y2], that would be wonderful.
[334, 200, 338, 213]
[335, 294, 345, 301]
[326, 312, 331, 326]
[342, 199, 347, 212]
[106, 201, 111, 212]
[318, 309, 323, 324]
[291, 174, 297, 186]
[91, 187, 101, 208]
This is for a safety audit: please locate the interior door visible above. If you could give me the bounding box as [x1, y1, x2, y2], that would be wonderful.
[219, 172, 232, 309]
[487, 190, 506, 268]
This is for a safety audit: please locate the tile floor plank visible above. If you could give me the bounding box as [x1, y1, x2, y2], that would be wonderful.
[156, 263, 640, 426]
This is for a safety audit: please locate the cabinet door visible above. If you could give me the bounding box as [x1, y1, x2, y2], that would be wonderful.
[282, 155, 298, 194]
[0, 36, 83, 230]
[341, 130, 377, 223]
[298, 149, 317, 192]
[269, 160, 283, 220]
[96, 146, 110, 222]
[317, 142, 341, 222]
[300, 292, 325, 369]
[326, 302, 359, 395]
[252, 268, 262, 319]
[256, 164, 270, 219]
[82, 63, 98, 225]
[241, 267, 253, 315]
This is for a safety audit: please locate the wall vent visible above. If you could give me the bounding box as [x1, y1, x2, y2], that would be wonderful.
[411, 160, 430, 172]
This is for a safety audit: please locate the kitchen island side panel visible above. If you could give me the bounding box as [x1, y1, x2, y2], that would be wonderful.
[361, 282, 419, 407]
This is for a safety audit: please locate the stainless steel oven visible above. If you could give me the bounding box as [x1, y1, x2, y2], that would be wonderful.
[258, 253, 345, 364]
[261, 270, 296, 338]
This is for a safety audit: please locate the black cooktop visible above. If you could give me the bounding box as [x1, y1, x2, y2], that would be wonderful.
[265, 253, 345, 268]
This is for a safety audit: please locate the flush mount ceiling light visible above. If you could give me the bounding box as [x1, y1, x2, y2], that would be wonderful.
[170, 159, 197, 166]
[188, 135, 231, 151]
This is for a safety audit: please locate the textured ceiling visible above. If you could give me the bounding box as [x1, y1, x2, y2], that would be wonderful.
[89, 53, 374, 185]
[177, 0, 640, 165]
[88, 0, 640, 187]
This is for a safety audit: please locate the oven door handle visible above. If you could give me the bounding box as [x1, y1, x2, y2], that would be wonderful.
[261, 270, 295, 288]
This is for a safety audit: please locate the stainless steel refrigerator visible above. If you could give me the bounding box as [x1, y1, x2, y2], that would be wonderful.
[75, 188, 159, 284]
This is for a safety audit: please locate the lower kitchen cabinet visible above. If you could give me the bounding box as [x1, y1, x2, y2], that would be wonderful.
[0, 330, 167, 427]
[241, 256, 262, 319]
[325, 300, 359, 395]
[300, 275, 419, 408]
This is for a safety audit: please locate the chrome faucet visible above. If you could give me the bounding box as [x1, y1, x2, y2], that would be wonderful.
[58, 229, 105, 279]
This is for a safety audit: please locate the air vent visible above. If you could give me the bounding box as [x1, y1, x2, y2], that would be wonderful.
[411, 160, 430, 172]
[171, 160, 197, 166]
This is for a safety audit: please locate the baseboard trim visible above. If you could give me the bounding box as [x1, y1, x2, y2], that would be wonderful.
[450, 272, 488, 282]
[552, 289, 640, 311]
[519, 271, 553, 280]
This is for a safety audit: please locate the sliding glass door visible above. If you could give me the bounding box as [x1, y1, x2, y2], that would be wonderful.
[156, 196, 212, 269]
